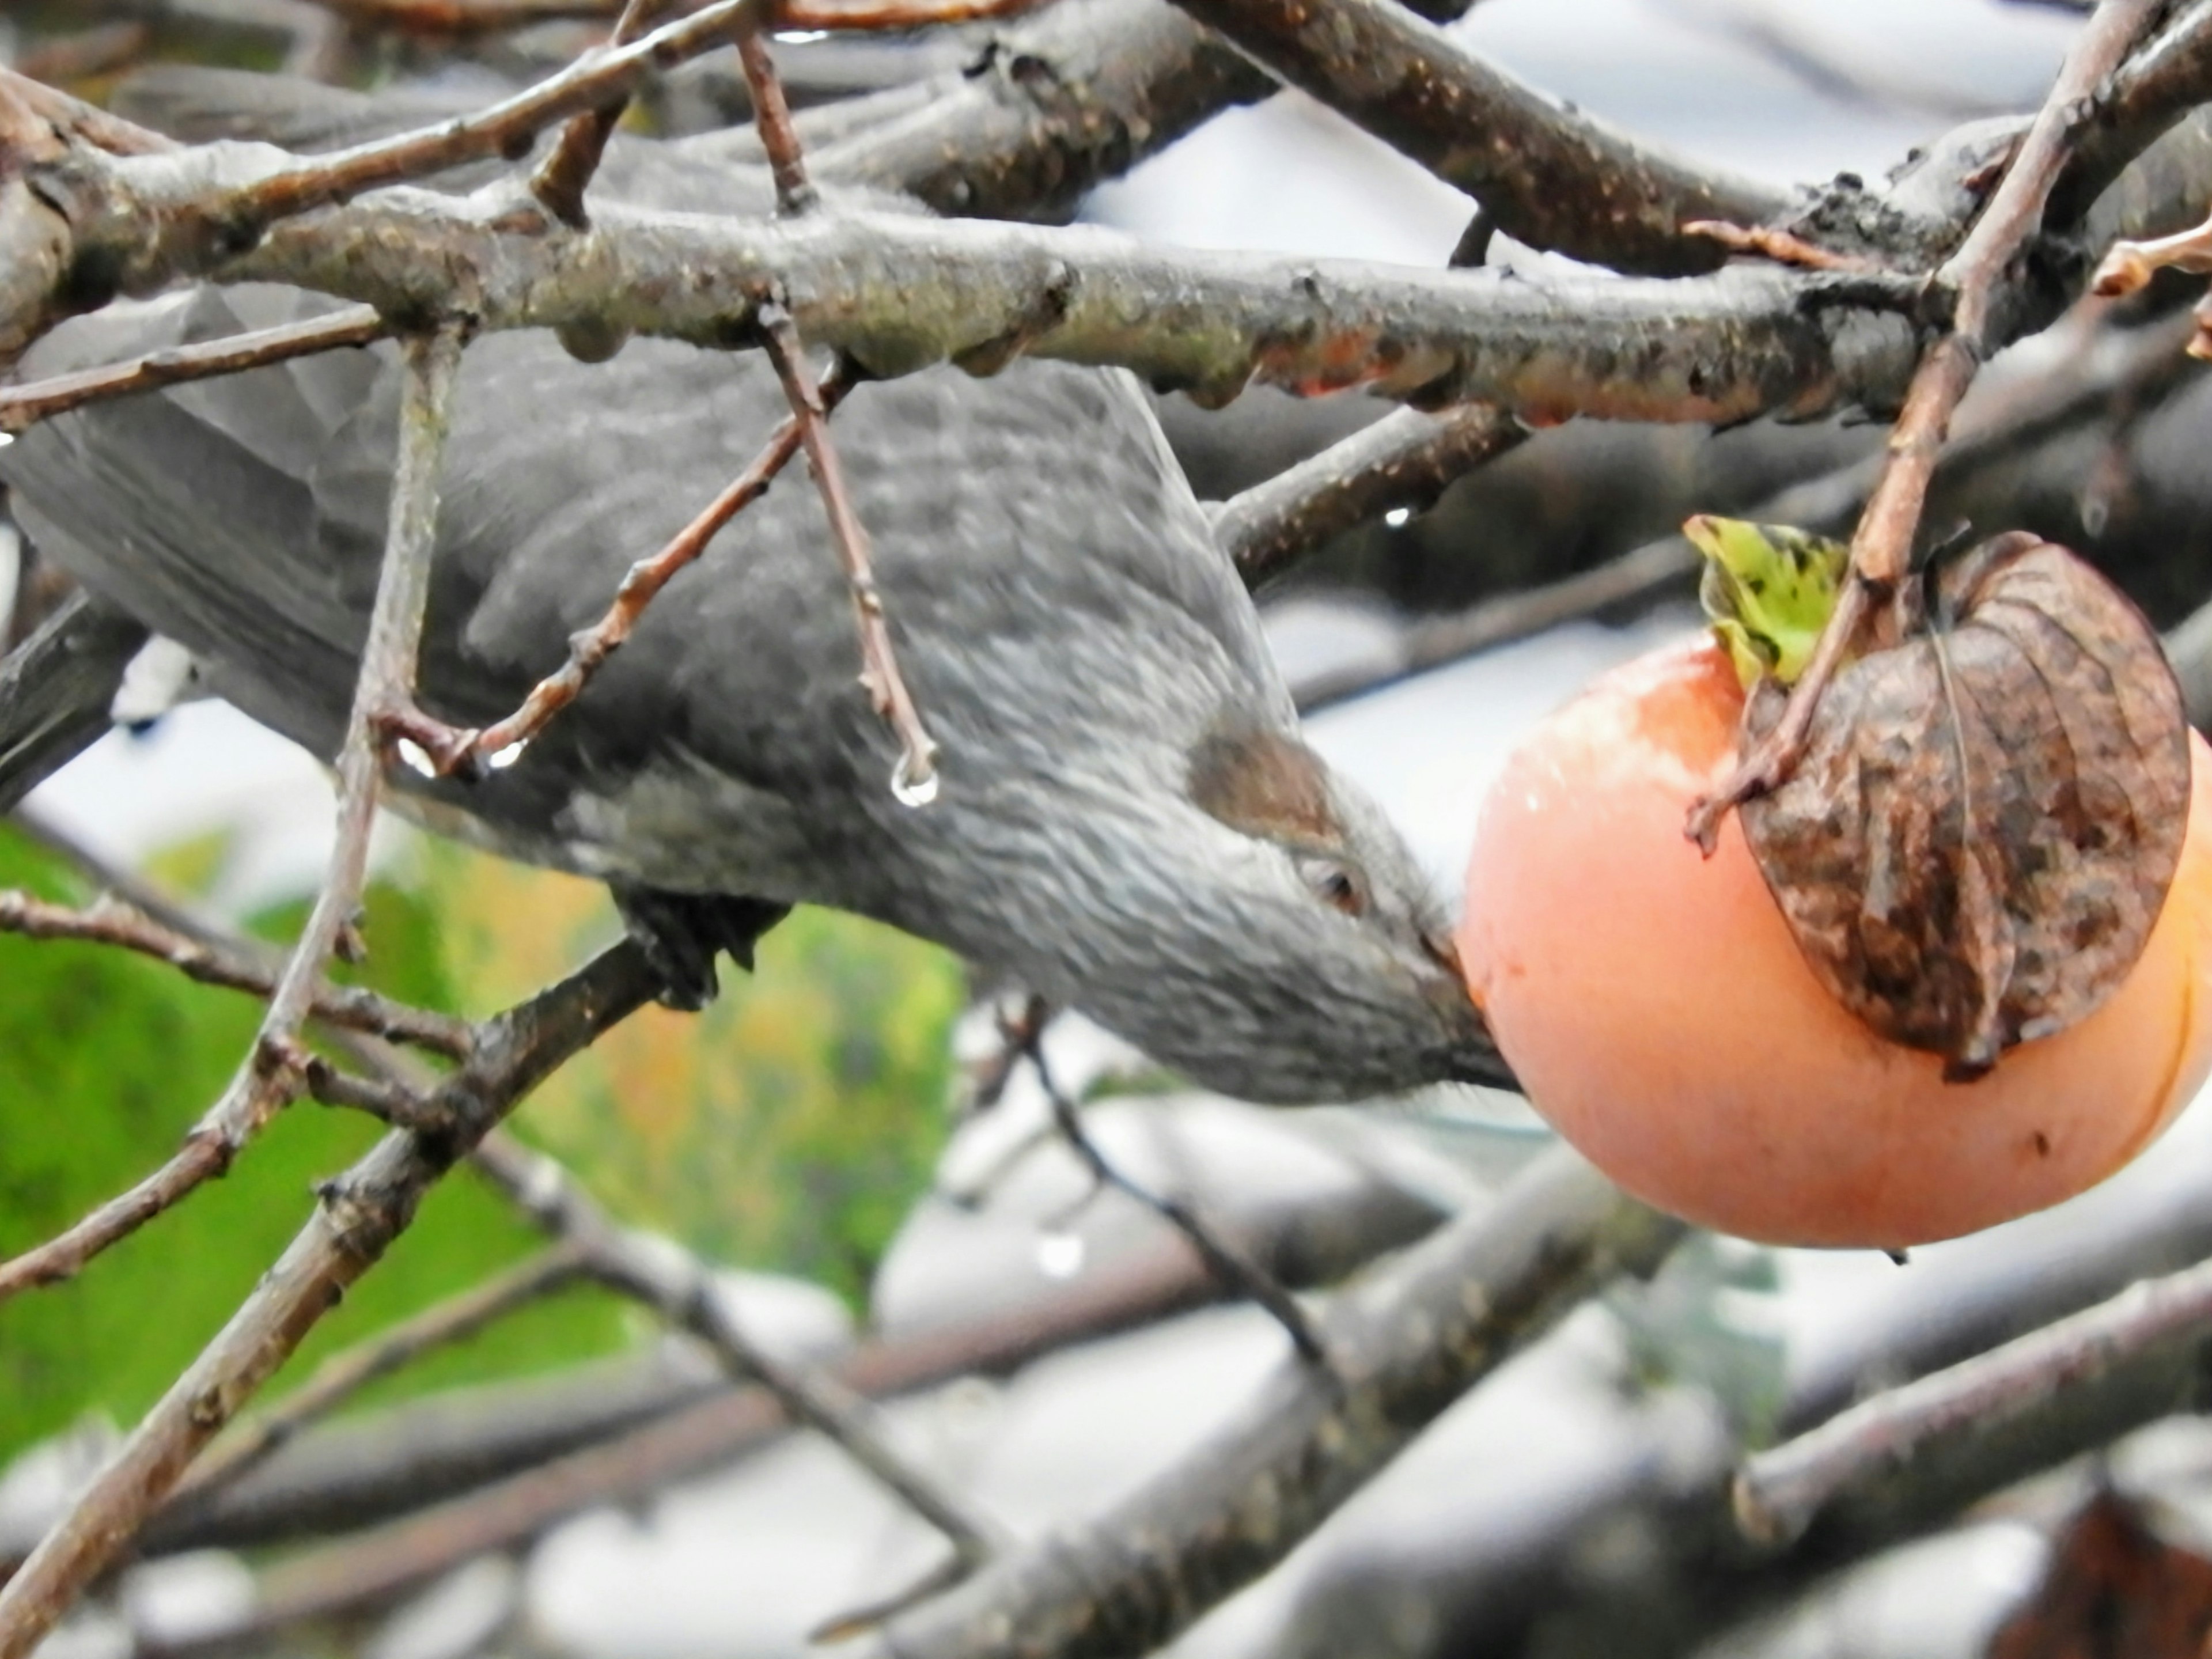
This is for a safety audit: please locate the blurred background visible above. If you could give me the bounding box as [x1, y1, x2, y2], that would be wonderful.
[12, 1, 2212, 1655]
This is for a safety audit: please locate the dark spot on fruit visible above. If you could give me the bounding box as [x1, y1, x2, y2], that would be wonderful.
[2032, 1130, 2052, 1157]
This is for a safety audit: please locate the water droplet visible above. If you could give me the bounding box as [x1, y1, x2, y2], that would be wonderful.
[396, 737, 437, 778]
[774, 26, 828, 42]
[1384, 506, 1412, 528]
[487, 738, 529, 771]
[891, 750, 940, 808]
[1035, 1230, 1085, 1280]
[0, 431, 17, 449]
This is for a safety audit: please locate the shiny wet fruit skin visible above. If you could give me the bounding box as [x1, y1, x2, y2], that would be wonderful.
[1459, 637, 2212, 1249]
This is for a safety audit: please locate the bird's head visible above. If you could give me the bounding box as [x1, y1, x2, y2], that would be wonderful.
[978, 719, 1510, 1105]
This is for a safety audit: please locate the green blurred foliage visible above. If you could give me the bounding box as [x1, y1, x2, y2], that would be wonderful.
[0, 820, 961, 1467]
[414, 840, 965, 1305]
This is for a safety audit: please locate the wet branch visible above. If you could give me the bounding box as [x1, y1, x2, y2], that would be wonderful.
[381, 365, 851, 778]
[1217, 403, 1529, 587]
[864, 1151, 1680, 1659]
[1022, 1023, 1326, 1364]
[469, 1133, 1001, 1580]
[1168, 0, 1787, 275]
[763, 311, 941, 801]
[1736, 1248, 2212, 1547]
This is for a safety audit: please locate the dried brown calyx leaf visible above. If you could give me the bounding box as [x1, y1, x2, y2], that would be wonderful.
[1736, 531, 2191, 1077]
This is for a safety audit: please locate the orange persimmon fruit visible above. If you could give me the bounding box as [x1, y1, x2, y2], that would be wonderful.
[1459, 591, 2212, 1251]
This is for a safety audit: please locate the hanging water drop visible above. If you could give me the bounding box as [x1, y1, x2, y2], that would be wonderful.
[1384, 506, 1412, 528]
[396, 737, 437, 779]
[1035, 1230, 1086, 1280]
[891, 749, 940, 808]
[487, 737, 530, 771]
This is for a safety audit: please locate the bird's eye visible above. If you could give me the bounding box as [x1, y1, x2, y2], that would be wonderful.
[1299, 855, 1367, 917]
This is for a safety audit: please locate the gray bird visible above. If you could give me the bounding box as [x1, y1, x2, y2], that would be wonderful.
[0, 88, 1502, 1105]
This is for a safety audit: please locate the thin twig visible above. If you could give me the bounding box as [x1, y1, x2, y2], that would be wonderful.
[1020, 1010, 1328, 1365]
[1216, 403, 1528, 588]
[1735, 1249, 2212, 1547]
[90, 1, 766, 240]
[0, 306, 388, 437]
[468, 1133, 1002, 1570]
[1682, 219, 1887, 272]
[0, 937, 665, 1659]
[0, 327, 460, 1389]
[380, 364, 852, 777]
[531, 0, 668, 229]
[760, 309, 940, 803]
[177, 1242, 593, 1502]
[0, 889, 471, 1057]
[738, 26, 820, 214]
[1686, 0, 2170, 848]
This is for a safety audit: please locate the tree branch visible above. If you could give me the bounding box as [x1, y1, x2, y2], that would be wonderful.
[863, 1152, 1679, 1659]
[1736, 1248, 2212, 1547]
[0, 937, 665, 1659]
[1217, 403, 1528, 587]
[469, 1132, 1001, 1582]
[1167, 0, 1788, 275]
[0, 304, 385, 435]
[1687, 0, 2170, 846]
[175, 1241, 593, 1502]
[0, 888, 473, 1058]
[0, 327, 468, 1314]
[531, 0, 669, 229]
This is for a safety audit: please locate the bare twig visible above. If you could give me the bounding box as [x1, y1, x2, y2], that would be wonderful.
[0, 937, 665, 1659]
[1165, 0, 1787, 275]
[1683, 219, 1888, 272]
[1021, 1021, 1327, 1364]
[2054, 0, 2212, 218]
[382, 363, 852, 778]
[0, 889, 472, 1058]
[1736, 1249, 2212, 1547]
[738, 26, 820, 214]
[177, 1243, 593, 1502]
[118, 1235, 1266, 1630]
[0, 305, 387, 437]
[0, 328, 465, 1649]
[1687, 0, 2169, 848]
[531, 0, 668, 229]
[469, 1133, 1001, 1575]
[0, 320, 457, 1336]
[761, 310, 940, 802]
[1216, 403, 1528, 587]
[1291, 306, 2199, 714]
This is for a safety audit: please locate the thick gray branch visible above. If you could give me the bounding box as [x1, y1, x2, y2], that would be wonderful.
[865, 1151, 1680, 1659]
[1167, 0, 1789, 274]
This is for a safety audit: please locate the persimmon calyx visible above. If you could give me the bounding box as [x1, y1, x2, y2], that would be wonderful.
[1687, 515, 1849, 690]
